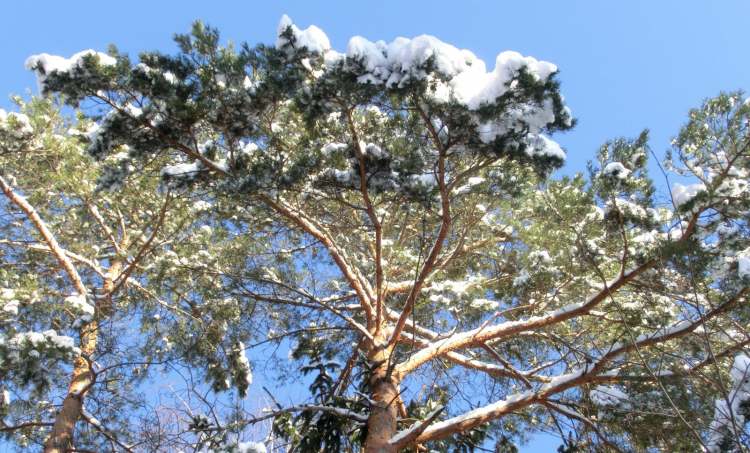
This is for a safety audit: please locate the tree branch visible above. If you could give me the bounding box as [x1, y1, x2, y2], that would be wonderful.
[0, 176, 87, 296]
[389, 103, 452, 348]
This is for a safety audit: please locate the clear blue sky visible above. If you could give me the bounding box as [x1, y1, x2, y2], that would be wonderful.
[1, 1, 748, 450]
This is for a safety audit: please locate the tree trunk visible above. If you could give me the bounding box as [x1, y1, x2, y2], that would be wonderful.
[44, 260, 121, 453]
[364, 339, 400, 453]
[43, 321, 97, 453]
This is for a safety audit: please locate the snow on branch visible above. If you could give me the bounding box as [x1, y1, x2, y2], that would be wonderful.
[25, 49, 116, 91]
[395, 263, 654, 377]
[706, 353, 750, 452]
[0, 176, 88, 298]
[0, 239, 105, 277]
[244, 404, 368, 426]
[409, 288, 747, 443]
[389, 405, 445, 448]
[394, 312, 549, 382]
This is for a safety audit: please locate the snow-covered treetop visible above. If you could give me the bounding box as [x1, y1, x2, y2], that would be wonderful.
[0, 107, 34, 151]
[24, 15, 573, 196]
[279, 14, 560, 112]
[25, 50, 116, 90]
[276, 14, 331, 55]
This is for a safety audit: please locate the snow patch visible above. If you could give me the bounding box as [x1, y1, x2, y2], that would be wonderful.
[0, 109, 33, 135]
[161, 161, 202, 178]
[237, 441, 267, 453]
[672, 182, 706, 207]
[276, 15, 331, 54]
[706, 353, 750, 452]
[65, 294, 95, 317]
[236, 341, 253, 388]
[736, 247, 750, 279]
[591, 385, 629, 406]
[525, 134, 566, 161]
[344, 33, 556, 110]
[25, 50, 116, 89]
[602, 162, 630, 179]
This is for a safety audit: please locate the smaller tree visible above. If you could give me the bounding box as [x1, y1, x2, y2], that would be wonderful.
[1, 98, 269, 452]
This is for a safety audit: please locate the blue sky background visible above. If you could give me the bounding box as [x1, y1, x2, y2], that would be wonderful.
[1, 1, 749, 451]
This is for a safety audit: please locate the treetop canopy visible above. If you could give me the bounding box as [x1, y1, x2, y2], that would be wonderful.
[24, 15, 572, 196]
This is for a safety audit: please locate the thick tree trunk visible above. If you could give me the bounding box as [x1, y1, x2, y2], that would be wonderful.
[44, 260, 121, 453]
[364, 339, 400, 453]
[43, 321, 97, 453]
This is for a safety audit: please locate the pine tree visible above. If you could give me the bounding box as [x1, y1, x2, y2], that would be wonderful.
[1, 99, 262, 451]
[2, 15, 749, 452]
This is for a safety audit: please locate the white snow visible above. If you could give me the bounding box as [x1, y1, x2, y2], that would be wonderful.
[276, 15, 331, 54]
[729, 354, 750, 384]
[190, 200, 213, 212]
[9, 329, 77, 351]
[161, 161, 202, 178]
[426, 277, 482, 297]
[715, 176, 748, 200]
[591, 385, 629, 406]
[0, 109, 33, 135]
[421, 368, 584, 438]
[25, 50, 116, 89]
[454, 176, 486, 194]
[265, 16, 568, 163]
[65, 294, 95, 316]
[706, 353, 750, 452]
[631, 229, 659, 247]
[322, 142, 348, 156]
[631, 320, 692, 344]
[389, 405, 444, 445]
[528, 250, 553, 265]
[343, 32, 556, 109]
[466, 176, 485, 186]
[606, 197, 648, 219]
[671, 182, 706, 207]
[421, 390, 529, 436]
[602, 162, 630, 179]
[347, 36, 388, 84]
[539, 368, 586, 392]
[240, 141, 260, 156]
[364, 142, 387, 159]
[237, 442, 267, 453]
[236, 341, 253, 388]
[513, 269, 530, 287]
[277, 16, 563, 137]
[525, 134, 565, 160]
[330, 168, 354, 184]
[163, 71, 178, 84]
[398, 267, 645, 375]
[2, 299, 20, 316]
[737, 248, 750, 279]
[407, 173, 438, 188]
[123, 103, 143, 118]
[470, 298, 499, 311]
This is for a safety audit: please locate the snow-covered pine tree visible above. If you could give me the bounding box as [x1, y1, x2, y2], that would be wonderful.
[8, 15, 750, 452]
[1, 99, 264, 452]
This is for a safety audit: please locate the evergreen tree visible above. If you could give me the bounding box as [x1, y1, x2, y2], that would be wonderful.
[2, 15, 748, 452]
[1, 99, 263, 451]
